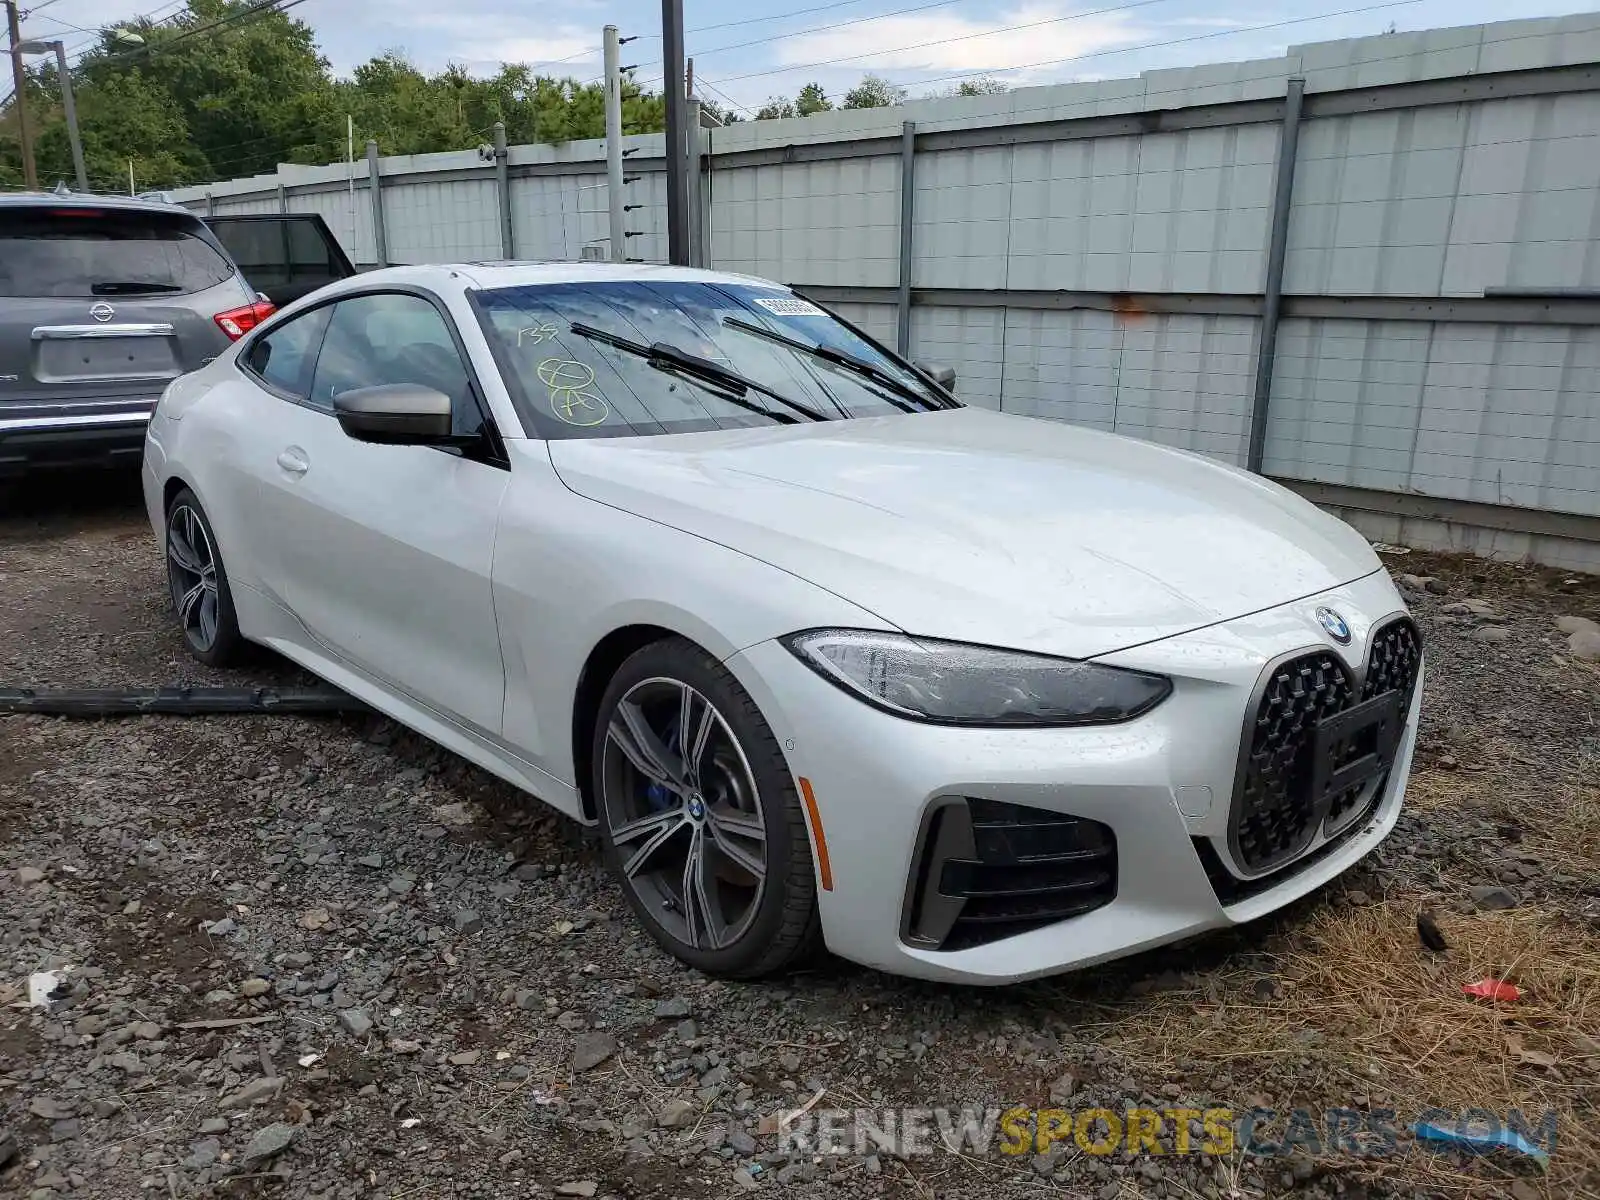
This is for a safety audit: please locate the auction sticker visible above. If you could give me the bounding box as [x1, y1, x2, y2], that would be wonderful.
[751, 297, 825, 317]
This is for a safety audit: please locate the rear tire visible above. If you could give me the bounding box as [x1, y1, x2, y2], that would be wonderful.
[164, 487, 246, 668]
[593, 637, 822, 978]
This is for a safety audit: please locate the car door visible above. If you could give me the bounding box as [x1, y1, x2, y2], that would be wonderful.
[203, 215, 357, 307]
[254, 289, 510, 738]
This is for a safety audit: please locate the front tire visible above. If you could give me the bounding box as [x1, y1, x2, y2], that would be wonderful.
[165, 487, 246, 668]
[593, 637, 822, 978]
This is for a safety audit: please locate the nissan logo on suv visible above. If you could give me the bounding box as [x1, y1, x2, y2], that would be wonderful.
[89, 302, 116, 323]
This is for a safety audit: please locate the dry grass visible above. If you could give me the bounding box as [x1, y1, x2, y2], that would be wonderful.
[1100, 894, 1600, 1197]
[1405, 749, 1600, 883]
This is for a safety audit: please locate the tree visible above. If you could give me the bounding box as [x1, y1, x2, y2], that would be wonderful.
[842, 75, 907, 109]
[957, 76, 1009, 96]
[3, 1, 673, 191]
[754, 96, 796, 120]
[795, 82, 832, 115]
[698, 98, 743, 125]
[924, 75, 1011, 101]
[77, 0, 345, 180]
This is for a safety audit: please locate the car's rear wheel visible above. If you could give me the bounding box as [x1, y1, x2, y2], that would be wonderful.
[165, 488, 246, 667]
[593, 638, 822, 978]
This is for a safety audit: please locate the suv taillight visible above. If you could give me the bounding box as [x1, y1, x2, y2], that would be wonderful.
[214, 299, 276, 341]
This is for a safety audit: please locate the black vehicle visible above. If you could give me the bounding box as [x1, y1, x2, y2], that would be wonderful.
[202, 213, 356, 308]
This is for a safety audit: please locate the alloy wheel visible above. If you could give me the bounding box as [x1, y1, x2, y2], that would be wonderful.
[600, 677, 769, 951]
[166, 503, 220, 651]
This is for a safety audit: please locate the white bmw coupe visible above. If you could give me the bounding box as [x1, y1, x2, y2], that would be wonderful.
[142, 263, 1422, 985]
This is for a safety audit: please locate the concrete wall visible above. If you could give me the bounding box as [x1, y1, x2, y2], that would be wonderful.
[175, 12, 1600, 569]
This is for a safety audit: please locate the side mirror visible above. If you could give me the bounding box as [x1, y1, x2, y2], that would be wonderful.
[917, 362, 956, 393]
[333, 383, 454, 445]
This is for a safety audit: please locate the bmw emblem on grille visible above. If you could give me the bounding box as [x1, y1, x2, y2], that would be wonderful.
[89, 302, 115, 323]
[1316, 606, 1352, 645]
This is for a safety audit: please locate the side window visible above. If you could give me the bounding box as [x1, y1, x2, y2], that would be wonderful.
[286, 219, 339, 282]
[241, 306, 332, 400]
[310, 293, 483, 435]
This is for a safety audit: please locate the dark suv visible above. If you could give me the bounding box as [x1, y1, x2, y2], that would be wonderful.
[0, 194, 290, 475]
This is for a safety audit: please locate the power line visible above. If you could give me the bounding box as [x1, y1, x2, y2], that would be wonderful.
[668, 0, 1032, 73]
[55, 0, 306, 72]
[695, 74, 757, 117]
[627, 0, 1175, 91]
[93, 0, 312, 69]
[25, 12, 101, 36]
[58, 0, 188, 67]
[546, 0, 926, 66]
[713, 0, 1423, 87]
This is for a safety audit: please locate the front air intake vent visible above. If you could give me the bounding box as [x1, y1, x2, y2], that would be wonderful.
[903, 798, 1116, 952]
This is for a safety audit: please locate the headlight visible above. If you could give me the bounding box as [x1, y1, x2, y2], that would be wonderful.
[782, 629, 1171, 727]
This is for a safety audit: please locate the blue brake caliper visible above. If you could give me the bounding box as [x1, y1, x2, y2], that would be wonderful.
[645, 719, 681, 812]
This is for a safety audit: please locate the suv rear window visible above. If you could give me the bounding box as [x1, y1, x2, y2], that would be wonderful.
[0, 209, 235, 298]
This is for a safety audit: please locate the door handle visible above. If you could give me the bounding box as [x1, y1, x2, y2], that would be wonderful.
[276, 447, 309, 475]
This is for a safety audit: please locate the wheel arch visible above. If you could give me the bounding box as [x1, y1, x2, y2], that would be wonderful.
[571, 623, 686, 822]
[161, 473, 194, 516]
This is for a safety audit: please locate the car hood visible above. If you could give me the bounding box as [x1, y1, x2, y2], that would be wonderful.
[547, 408, 1382, 659]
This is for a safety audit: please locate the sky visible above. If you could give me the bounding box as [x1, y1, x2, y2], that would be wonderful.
[19, 0, 1600, 117]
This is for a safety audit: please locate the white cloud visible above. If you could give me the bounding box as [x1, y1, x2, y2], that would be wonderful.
[770, 3, 1147, 75]
[372, 0, 599, 70]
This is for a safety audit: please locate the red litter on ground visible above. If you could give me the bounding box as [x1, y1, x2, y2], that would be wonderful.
[1462, 979, 1521, 1002]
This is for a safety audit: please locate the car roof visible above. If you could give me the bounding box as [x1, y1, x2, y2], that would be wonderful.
[342, 261, 781, 293]
[0, 191, 198, 216]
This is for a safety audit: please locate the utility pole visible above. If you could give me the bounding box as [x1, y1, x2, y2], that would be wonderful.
[603, 24, 625, 264]
[51, 42, 85, 192]
[5, 0, 38, 190]
[661, 0, 690, 265]
[18, 38, 85, 191]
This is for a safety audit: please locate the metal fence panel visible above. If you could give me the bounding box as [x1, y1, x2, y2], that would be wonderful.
[710, 159, 900, 287]
[384, 177, 500, 264]
[999, 309, 1257, 462]
[288, 187, 374, 265]
[909, 305, 1006, 410]
[1265, 319, 1600, 518]
[165, 13, 1600, 564]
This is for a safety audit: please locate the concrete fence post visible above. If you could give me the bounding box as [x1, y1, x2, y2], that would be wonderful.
[896, 120, 916, 357]
[1246, 77, 1306, 474]
[365, 139, 389, 268]
[493, 121, 514, 259]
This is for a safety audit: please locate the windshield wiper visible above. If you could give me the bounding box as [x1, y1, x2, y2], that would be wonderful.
[722, 316, 943, 414]
[568, 322, 826, 423]
[90, 281, 183, 295]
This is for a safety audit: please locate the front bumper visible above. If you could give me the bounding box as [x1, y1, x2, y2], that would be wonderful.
[725, 569, 1420, 985]
[0, 400, 157, 475]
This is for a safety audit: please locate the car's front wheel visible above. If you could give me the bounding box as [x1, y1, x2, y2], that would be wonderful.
[165, 487, 246, 667]
[593, 637, 822, 978]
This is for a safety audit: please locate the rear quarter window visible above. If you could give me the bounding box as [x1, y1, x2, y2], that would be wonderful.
[0, 209, 236, 298]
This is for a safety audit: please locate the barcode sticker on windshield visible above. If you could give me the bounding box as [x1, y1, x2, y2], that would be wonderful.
[752, 297, 825, 317]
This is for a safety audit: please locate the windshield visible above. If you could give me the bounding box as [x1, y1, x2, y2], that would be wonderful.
[0, 209, 235, 298]
[472, 280, 954, 438]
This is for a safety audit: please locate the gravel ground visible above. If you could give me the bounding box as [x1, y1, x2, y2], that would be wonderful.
[1, 474, 1597, 1200]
